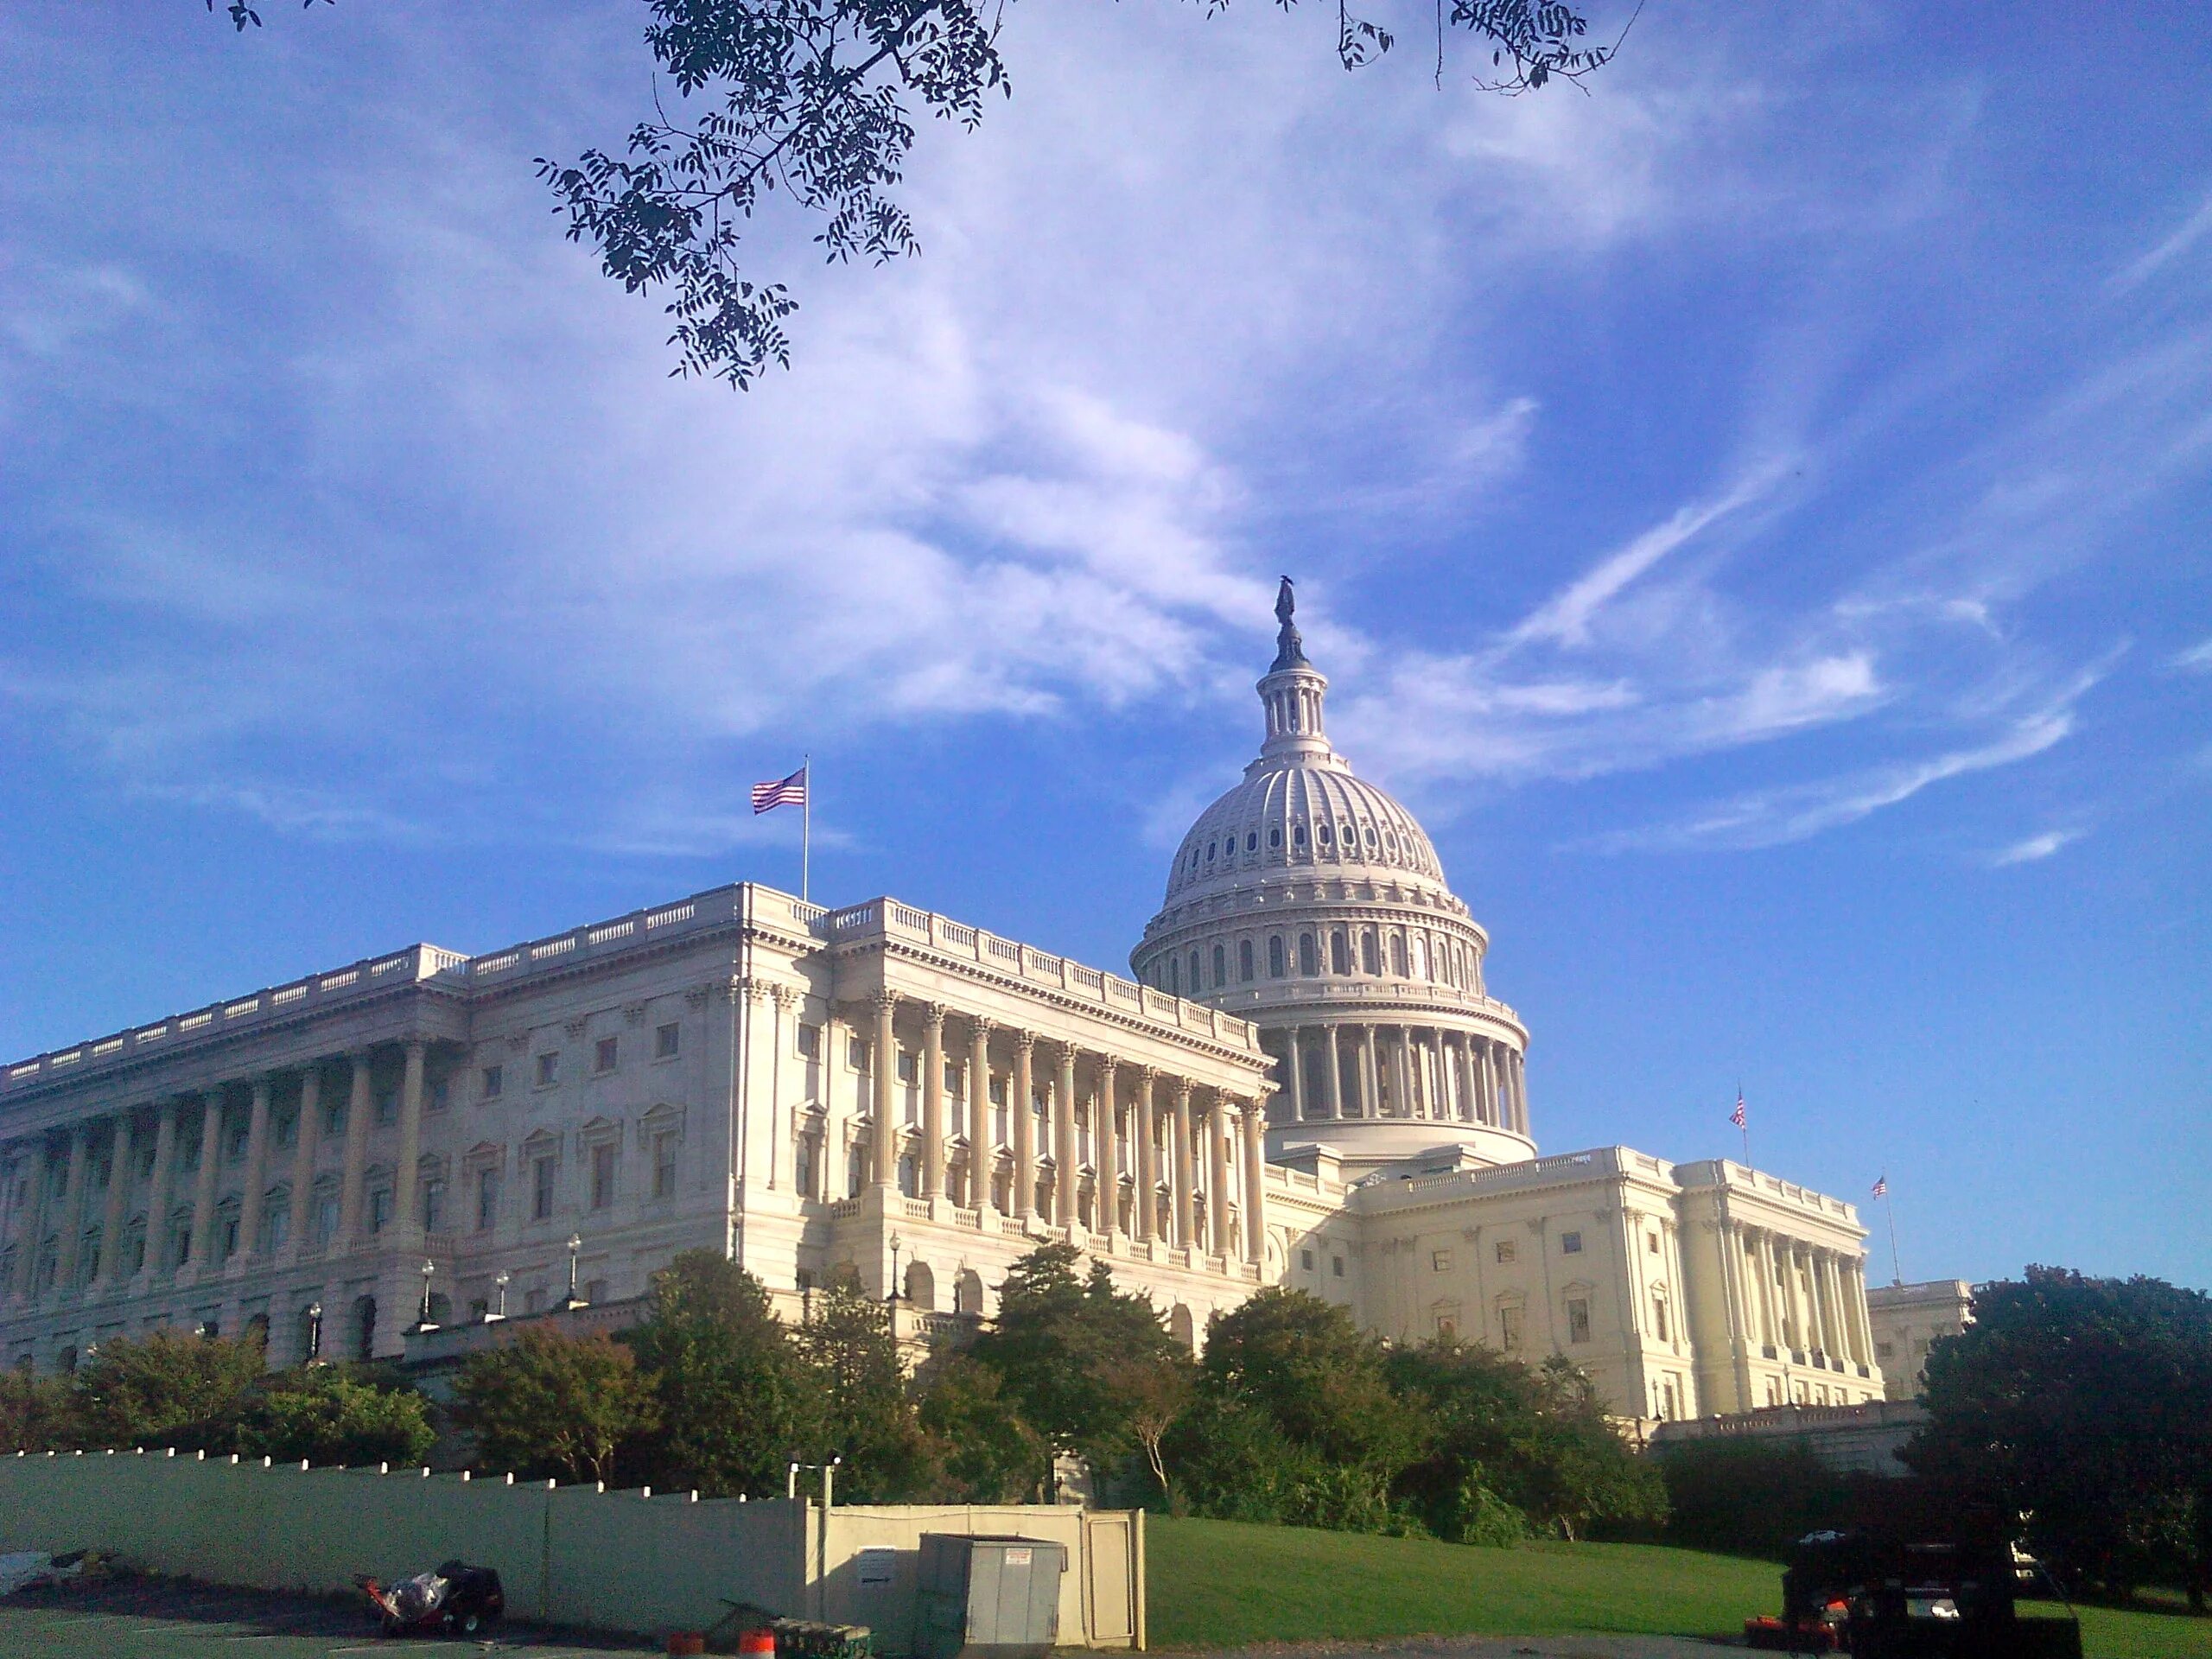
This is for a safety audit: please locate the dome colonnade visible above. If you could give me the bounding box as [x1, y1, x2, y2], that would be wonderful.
[1134, 581, 1534, 1173]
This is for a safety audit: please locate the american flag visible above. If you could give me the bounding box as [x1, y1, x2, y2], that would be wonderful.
[1872, 1173, 1888, 1199]
[1731, 1091, 1747, 1130]
[751, 766, 808, 814]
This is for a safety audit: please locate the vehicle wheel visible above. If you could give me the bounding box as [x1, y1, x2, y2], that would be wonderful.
[460, 1612, 481, 1637]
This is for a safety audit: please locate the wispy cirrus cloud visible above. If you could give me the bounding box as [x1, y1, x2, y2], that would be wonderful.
[1990, 829, 2082, 868]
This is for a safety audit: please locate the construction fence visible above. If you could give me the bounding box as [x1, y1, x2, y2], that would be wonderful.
[0, 1449, 1144, 1649]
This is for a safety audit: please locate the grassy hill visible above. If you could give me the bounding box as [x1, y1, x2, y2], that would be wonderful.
[1144, 1516, 2212, 1659]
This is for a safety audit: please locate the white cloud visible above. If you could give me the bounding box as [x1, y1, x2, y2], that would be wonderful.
[2108, 187, 2212, 294]
[1990, 830, 2080, 868]
[2170, 638, 2212, 674]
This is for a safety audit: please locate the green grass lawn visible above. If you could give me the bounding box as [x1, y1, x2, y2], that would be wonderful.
[1144, 1516, 2212, 1659]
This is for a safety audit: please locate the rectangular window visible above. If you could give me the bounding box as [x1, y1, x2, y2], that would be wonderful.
[313, 1193, 338, 1246]
[475, 1169, 499, 1231]
[797, 1023, 821, 1059]
[654, 1022, 681, 1059]
[849, 1036, 870, 1071]
[1560, 1230, 1583, 1255]
[652, 1132, 678, 1199]
[481, 1064, 504, 1100]
[1567, 1297, 1592, 1344]
[422, 1179, 446, 1231]
[1647, 1231, 1661, 1255]
[369, 1188, 391, 1234]
[535, 1052, 558, 1087]
[1495, 1239, 1517, 1265]
[594, 1036, 619, 1074]
[321, 1099, 343, 1138]
[1499, 1304, 1523, 1351]
[227, 1123, 250, 1163]
[429, 1079, 450, 1113]
[896, 1050, 918, 1084]
[275, 1113, 297, 1150]
[532, 1156, 556, 1220]
[1332, 1256, 1345, 1278]
[1300, 1249, 1314, 1272]
[1431, 1249, 1452, 1273]
[375, 1089, 398, 1127]
[590, 1143, 616, 1211]
[988, 1077, 1007, 1107]
[1652, 1296, 1670, 1342]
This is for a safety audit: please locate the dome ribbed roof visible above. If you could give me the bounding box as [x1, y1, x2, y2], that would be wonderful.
[1164, 766, 1446, 904]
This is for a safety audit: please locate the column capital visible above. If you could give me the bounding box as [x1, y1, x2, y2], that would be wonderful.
[870, 988, 899, 1014]
[1096, 1054, 1119, 1079]
[1132, 1063, 1156, 1085]
[769, 982, 800, 1010]
[1173, 1077, 1193, 1105]
[969, 1014, 995, 1038]
[1012, 1028, 1037, 1054]
[920, 1001, 946, 1032]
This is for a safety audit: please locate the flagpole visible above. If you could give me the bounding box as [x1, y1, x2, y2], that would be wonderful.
[1884, 1187, 1904, 1287]
[1738, 1081, 1750, 1167]
[801, 752, 811, 905]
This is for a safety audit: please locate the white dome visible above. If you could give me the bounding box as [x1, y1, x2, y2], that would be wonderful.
[1131, 579, 1533, 1175]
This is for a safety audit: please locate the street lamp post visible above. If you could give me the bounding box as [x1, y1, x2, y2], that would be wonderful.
[563, 1233, 584, 1308]
[887, 1232, 905, 1305]
[417, 1258, 437, 1330]
[306, 1300, 323, 1363]
[490, 1270, 510, 1321]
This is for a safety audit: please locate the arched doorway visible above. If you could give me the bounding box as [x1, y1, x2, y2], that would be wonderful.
[904, 1259, 938, 1311]
[954, 1268, 984, 1316]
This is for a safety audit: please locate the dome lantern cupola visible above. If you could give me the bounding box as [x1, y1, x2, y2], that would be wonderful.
[1255, 577, 1341, 768]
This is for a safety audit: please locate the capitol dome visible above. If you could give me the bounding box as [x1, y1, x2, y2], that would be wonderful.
[1132, 581, 1534, 1173]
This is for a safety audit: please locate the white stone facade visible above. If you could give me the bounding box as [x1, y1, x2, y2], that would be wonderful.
[0, 585, 1891, 1421]
[1866, 1278, 1974, 1400]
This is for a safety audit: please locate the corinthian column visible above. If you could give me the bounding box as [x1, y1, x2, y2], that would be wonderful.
[187, 1096, 224, 1272]
[52, 1126, 91, 1288]
[1096, 1057, 1120, 1237]
[871, 993, 899, 1188]
[139, 1103, 176, 1282]
[336, 1053, 373, 1248]
[1324, 1024, 1344, 1119]
[921, 1005, 946, 1200]
[1240, 1100, 1266, 1263]
[391, 1041, 427, 1234]
[1171, 1080, 1195, 1249]
[1207, 1096, 1233, 1257]
[966, 1020, 993, 1213]
[1282, 1028, 1305, 1122]
[1134, 1068, 1158, 1243]
[1012, 1032, 1037, 1219]
[285, 1068, 318, 1260]
[236, 1078, 273, 1261]
[11, 1140, 49, 1298]
[95, 1114, 135, 1287]
[1053, 1043, 1078, 1228]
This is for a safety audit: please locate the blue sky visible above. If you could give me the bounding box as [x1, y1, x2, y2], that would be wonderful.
[2, 4, 2206, 1290]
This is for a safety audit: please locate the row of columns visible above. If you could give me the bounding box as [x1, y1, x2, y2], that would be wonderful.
[823, 993, 1268, 1265]
[2, 1042, 429, 1307]
[1277, 1022, 1527, 1134]
[1738, 1224, 1875, 1371]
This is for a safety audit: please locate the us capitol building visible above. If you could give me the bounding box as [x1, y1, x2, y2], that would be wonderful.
[0, 587, 1888, 1423]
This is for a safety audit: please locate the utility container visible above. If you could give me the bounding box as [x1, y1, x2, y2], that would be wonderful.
[913, 1534, 1067, 1659]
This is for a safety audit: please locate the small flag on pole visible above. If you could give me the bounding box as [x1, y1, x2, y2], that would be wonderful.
[1872, 1173, 1888, 1199]
[752, 766, 808, 814]
[1731, 1092, 1747, 1130]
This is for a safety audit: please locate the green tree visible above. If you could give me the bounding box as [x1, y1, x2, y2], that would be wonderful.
[969, 1242, 1187, 1480]
[1166, 1287, 1425, 1532]
[0, 1365, 79, 1453]
[72, 1329, 266, 1450]
[236, 1366, 436, 1468]
[1907, 1267, 2212, 1605]
[215, 1, 1617, 388]
[624, 1249, 816, 1497]
[454, 1325, 658, 1484]
[917, 1355, 1046, 1503]
[798, 1278, 933, 1501]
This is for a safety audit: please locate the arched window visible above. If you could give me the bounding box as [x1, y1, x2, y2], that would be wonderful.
[1211, 944, 1227, 987]
[1331, 931, 1350, 976]
[1245, 832, 1258, 854]
[1293, 823, 1307, 849]
[1189, 950, 1202, 990]
[1410, 935, 1428, 980]
[1318, 822, 1333, 849]
[1360, 931, 1379, 975]
[1268, 825, 1281, 849]
[1206, 841, 1216, 862]
[1390, 934, 1408, 976]
[1268, 935, 1286, 978]
[1169, 955, 1180, 995]
[1298, 932, 1318, 976]
[1238, 939, 1255, 982]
